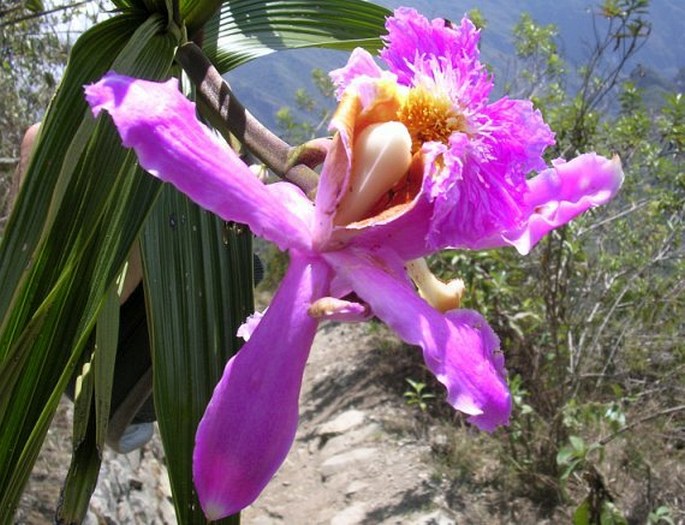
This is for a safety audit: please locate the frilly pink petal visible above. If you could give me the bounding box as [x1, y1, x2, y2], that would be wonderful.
[382, 9, 480, 85]
[503, 153, 624, 254]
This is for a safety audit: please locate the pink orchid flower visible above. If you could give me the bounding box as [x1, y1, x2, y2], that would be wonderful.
[85, 8, 622, 520]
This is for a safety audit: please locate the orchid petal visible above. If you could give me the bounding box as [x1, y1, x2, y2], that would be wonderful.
[467, 153, 624, 254]
[85, 72, 312, 251]
[329, 47, 383, 99]
[313, 129, 350, 247]
[381, 9, 491, 102]
[504, 153, 624, 254]
[421, 98, 555, 251]
[341, 197, 434, 260]
[193, 253, 331, 519]
[326, 249, 511, 431]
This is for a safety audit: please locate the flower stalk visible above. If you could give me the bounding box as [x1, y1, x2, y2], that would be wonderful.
[174, 42, 320, 197]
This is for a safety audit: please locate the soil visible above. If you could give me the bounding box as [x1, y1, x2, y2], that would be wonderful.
[14, 320, 683, 524]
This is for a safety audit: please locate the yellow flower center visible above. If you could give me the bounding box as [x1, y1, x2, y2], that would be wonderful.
[397, 86, 467, 153]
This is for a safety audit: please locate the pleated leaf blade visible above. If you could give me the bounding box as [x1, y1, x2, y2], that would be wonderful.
[203, 0, 390, 72]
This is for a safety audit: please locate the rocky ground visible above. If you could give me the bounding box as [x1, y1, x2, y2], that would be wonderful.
[19, 319, 677, 524]
[17, 321, 533, 524]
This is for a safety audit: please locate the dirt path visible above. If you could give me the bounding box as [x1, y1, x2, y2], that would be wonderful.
[243, 322, 455, 524]
[18, 321, 535, 524]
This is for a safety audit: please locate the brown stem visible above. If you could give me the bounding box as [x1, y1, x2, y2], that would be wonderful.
[175, 42, 320, 198]
[598, 404, 685, 446]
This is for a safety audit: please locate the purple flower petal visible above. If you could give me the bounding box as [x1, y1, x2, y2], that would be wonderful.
[326, 249, 511, 431]
[381, 9, 492, 104]
[469, 153, 624, 254]
[193, 253, 331, 519]
[420, 99, 555, 251]
[85, 72, 313, 251]
[504, 153, 624, 253]
[329, 47, 384, 99]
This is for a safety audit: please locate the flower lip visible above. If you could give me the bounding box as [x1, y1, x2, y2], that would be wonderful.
[334, 120, 413, 226]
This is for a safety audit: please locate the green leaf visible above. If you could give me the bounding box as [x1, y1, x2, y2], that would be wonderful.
[556, 445, 575, 466]
[0, 12, 177, 521]
[57, 288, 119, 523]
[181, 0, 222, 34]
[141, 185, 254, 524]
[203, 0, 391, 73]
[569, 435, 587, 453]
[56, 404, 101, 525]
[24, 0, 44, 13]
[600, 501, 628, 525]
[573, 499, 592, 525]
[93, 287, 121, 450]
[111, 0, 145, 9]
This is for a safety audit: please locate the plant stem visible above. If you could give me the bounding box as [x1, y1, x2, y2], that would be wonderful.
[175, 42, 320, 198]
[598, 404, 685, 446]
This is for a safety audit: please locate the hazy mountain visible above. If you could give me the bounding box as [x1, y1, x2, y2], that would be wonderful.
[229, 0, 684, 130]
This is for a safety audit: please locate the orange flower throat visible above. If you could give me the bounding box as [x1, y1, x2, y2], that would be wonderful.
[397, 86, 467, 153]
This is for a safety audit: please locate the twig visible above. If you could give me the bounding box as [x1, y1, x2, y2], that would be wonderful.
[598, 404, 685, 446]
[174, 42, 321, 198]
[577, 199, 649, 236]
[0, 0, 94, 28]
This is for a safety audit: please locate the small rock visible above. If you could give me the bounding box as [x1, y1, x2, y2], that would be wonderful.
[413, 509, 457, 525]
[317, 410, 366, 437]
[320, 447, 378, 479]
[330, 503, 367, 525]
[345, 480, 369, 497]
[250, 516, 283, 525]
[320, 423, 382, 458]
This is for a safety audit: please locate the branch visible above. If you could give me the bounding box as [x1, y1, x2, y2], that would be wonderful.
[577, 199, 650, 236]
[174, 42, 321, 198]
[598, 404, 685, 446]
[0, 0, 93, 28]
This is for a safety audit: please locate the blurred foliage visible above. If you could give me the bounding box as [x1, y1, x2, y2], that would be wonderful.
[276, 67, 335, 145]
[1, 1, 70, 228]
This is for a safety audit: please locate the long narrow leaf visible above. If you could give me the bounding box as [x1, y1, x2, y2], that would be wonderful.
[203, 0, 390, 73]
[56, 286, 119, 523]
[141, 185, 254, 524]
[0, 13, 178, 520]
